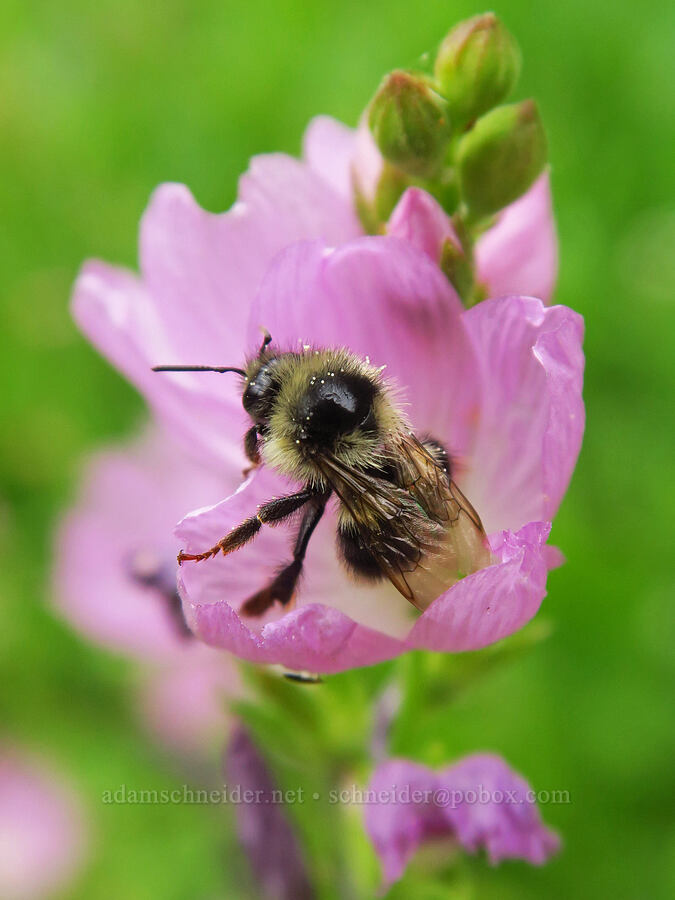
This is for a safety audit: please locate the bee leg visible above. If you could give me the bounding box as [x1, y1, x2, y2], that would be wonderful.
[241, 493, 329, 617]
[283, 671, 322, 684]
[177, 487, 316, 565]
[421, 437, 453, 480]
[242, 425, 261, 478]
[258, 329, 273, 355]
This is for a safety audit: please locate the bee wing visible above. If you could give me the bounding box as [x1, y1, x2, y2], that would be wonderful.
[316, 453, 437, 607]
[318, 435, 491, 611]
[387, 432, 492, 608]
[388, 477, 492, 610]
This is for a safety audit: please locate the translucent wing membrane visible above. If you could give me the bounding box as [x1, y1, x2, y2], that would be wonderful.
[319, 433, 491, 610]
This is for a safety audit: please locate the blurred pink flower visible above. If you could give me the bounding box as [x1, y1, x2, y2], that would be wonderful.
[54, 429, 239, 755]
[364, 754, 560, 889]
[225, 728, 315, 900]
[71, 117, 582, 675]
[0, 750, 87, 899]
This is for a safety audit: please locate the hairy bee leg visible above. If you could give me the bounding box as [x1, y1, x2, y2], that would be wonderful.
[258, 329, 273, 354]
[177, 487, 316, 565]
[421, 437, 452, 479]
[241, 493, 329, 617]
[177, 517, 261, 564]
[242, 425, 261, 477]
[244, 426, 261, 465]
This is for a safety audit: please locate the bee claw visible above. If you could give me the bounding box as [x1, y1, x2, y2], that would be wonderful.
[177, 549, 214, 565]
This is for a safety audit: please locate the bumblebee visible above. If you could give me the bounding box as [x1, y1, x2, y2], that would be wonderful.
[154, 333, 490, 617]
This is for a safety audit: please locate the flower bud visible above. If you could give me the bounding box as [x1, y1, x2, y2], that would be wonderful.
[457, 99, 547, 220]
[434, 13, 521, 125]
[424, 170, 461, 215]
[440, 237, 474, 302]
[368, 70, 452, 178]
[373, 162, 410, 223]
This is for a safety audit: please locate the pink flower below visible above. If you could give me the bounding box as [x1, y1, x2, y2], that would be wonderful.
[54, 429, 240, 754]
[364, 754, 560, 889]
[225, 728, 314, 899]
[0, 750, 87, 899]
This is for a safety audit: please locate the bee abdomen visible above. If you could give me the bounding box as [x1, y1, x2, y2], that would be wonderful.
[337, 527, 384, 582]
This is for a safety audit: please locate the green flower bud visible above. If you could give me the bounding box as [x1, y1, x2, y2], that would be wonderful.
[457, 99, 547, 220]
[353, 163, 411, 234]
[373, 162, 410, 223]
[434, 13, 521, 125]
[440, 238, 474, 302]
[423, 169, 461, 216]
[368, 70, 452, 178]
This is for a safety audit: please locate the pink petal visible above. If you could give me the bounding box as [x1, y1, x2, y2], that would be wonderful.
[139, 162, 359, 362]
[364, 759, 443, 887]
[461, 296, 585, 533]
[53, 427, 230, 660]
[177, 469, 407, 674]
[475, 174, 558, 304]
[176, 469, 293, 626]
[73, 154, 360, 468]
[0, 751, 87, 899]
[247, 237, 480, 454]
[388, 178, 558, 305]
[182, 596, 404, 675]
[387, 188, 460, 264]
[225, 728, 315, 899]
[365, 754, 560, 888]
[439, 754, 560, 865]
[406, 521, 553, 652]
[177, 474, 555, 669]
[72, 260, 246, 470]
[302, 115, 358, 201]
[351, 115, 384, 205]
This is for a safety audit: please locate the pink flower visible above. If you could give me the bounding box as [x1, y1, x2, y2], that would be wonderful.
[72, 117, 583, 675]
[54, 429, 239, 755]
[225, 728, 315, 899]
[364, 754, 560, 889]
[169, 239, 583, 672]
[0, 750, 87, 899]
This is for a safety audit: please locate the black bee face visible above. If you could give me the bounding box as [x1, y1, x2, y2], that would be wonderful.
[242, 357, 282, 423]
[241, 349, 382, 466]
[296, 372, 377, 445]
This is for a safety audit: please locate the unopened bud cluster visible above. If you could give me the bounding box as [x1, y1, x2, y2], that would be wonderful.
[364, 13, 548, 300]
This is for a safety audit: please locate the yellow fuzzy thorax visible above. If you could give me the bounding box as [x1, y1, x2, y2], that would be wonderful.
[252, 347, 405, 488]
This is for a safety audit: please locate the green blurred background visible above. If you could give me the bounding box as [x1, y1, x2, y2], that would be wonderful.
[1, 0, 673, 897]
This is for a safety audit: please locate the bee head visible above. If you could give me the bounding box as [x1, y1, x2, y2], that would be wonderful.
[242, 355, 283, 424]
[295, 371, 378, 448]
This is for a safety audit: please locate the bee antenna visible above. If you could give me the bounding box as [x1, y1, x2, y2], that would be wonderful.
[151, 365, 247, 376]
